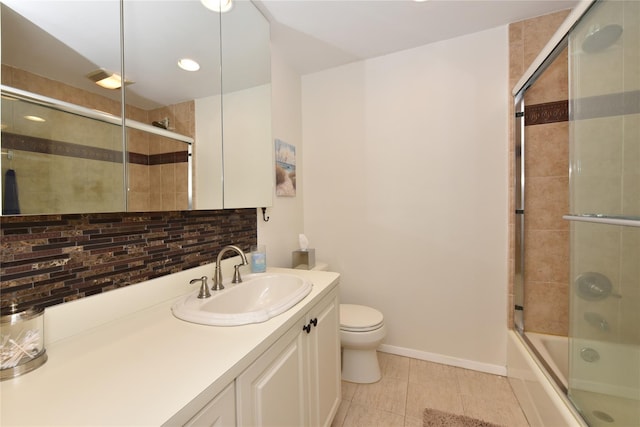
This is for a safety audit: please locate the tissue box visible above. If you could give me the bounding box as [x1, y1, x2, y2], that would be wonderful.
[292, 249, 315, 270]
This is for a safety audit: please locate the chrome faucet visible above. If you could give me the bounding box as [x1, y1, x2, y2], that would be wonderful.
[213, 245, 248, 291]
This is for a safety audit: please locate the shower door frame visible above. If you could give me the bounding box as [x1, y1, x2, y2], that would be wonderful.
[513, 36, 570, 336]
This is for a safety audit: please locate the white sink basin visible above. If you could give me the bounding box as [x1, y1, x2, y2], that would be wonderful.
[172, 273, 313, 326]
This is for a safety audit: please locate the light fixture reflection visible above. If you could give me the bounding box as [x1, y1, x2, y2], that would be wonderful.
[178, 58, 200, 72]
[86, 69, 132, 90]
[24, 115, 46, 122]
[201, 0, 233, 13]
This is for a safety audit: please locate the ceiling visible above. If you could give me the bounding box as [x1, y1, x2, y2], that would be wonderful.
[256, 0, 579, 75]
[1, 0, 580, 109]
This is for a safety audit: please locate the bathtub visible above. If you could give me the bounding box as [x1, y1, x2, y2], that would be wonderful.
[518, 331, 640, 427]
[507, 330, 587, 427]
[526, 332, 569, 390]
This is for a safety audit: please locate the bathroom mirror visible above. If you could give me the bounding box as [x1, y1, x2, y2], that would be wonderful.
[195, 0, 273, 209]
[219, 0, 273, 208]
[122, 0, 222, 211]
[1, 0, 272, 214]
[1, 0, 127, 214]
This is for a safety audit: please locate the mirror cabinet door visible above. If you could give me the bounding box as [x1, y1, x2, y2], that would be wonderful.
[1, 0, 125, 215]
[1, 0, 271, 215]
[122, 0, 223, 211]
[220, 0, 273, 209]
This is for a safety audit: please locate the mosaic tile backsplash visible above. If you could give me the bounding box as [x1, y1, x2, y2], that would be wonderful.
[0, 209, 257, 313]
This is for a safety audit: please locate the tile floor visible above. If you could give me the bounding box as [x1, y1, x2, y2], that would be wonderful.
[331, 352, 530, 427]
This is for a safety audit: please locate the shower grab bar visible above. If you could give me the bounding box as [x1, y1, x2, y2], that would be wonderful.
[563, 215, 640, 228]
[1, 85, 194, 145]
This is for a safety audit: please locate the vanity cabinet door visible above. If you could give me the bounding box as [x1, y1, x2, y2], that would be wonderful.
[236, 324, 307, 426]
[184, 382, 236, 427]
[235, 287, 341, 427]
[305, 290, 341, 427]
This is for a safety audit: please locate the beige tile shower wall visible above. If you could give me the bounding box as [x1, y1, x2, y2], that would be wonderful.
[175, 162, 189, 209]
[128, 155, 190, 212]
[0, 152, 124, 214]
[149, 101, 195, 144]
[128, 162, 151, 212]
[148, 102, 194, 157]
[508, 10, 571, 335]
[126, 104, 152, 212]
[143, 101, 194, 211]
[160, 164, 177, 211]
[523, 116, 569, 336]
[147, 163, 189, 211]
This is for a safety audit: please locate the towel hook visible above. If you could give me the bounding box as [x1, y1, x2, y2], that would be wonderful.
[261, 207, 270, 222]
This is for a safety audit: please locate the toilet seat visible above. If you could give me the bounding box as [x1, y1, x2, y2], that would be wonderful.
[340, 304, 384, 332]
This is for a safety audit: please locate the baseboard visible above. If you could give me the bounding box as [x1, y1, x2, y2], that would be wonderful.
[378, 344, 507, 376]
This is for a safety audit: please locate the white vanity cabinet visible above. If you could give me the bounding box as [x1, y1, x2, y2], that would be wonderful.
[236, 288, 340, 427]
[236, 318, 307, 426]
[305, 289, 341, 427]
[0, 267, 340, 427]
[184, 383, 236, 427]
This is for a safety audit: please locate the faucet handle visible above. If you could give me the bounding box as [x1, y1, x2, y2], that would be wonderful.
[190, 276, 211, 299]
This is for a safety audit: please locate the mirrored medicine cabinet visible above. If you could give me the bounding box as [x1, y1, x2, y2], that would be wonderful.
[0, 0, 273, 215]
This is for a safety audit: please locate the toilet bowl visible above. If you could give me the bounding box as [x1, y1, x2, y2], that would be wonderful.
[340, 304, 386, 384]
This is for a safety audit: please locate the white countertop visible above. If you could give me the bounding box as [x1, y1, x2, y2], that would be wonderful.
[1, 263, 339, 426]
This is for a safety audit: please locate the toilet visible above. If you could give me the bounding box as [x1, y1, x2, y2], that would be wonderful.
[340, 303, 386, 384]
[308, 263, 386, 384]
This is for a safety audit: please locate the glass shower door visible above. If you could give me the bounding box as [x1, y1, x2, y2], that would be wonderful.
[567, 1, 640, 426]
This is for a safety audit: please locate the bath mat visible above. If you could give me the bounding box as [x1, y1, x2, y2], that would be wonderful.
[423, 408, 505, 427]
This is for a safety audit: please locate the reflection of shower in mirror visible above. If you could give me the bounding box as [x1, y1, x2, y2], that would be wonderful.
[582, 24, 623, 53]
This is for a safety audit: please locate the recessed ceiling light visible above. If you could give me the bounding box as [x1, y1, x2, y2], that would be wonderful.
[86, 69, 133, 90]
[178, 58, 201, 72]
[201, 0, 233, 13]
[24, 115, 46, 122]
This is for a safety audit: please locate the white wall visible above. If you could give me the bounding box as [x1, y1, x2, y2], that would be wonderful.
[259, 43, 306, 268]
[301, 27, 510, 371]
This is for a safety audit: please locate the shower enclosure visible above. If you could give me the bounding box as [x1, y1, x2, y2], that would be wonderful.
[514, 1, 639, 426]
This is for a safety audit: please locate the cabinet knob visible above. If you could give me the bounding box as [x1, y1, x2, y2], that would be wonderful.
[303, 324, 311, 334]
[310, 318, 318, 327]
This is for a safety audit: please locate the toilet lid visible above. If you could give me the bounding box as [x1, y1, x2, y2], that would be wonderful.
[340, 304, 384, 332]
